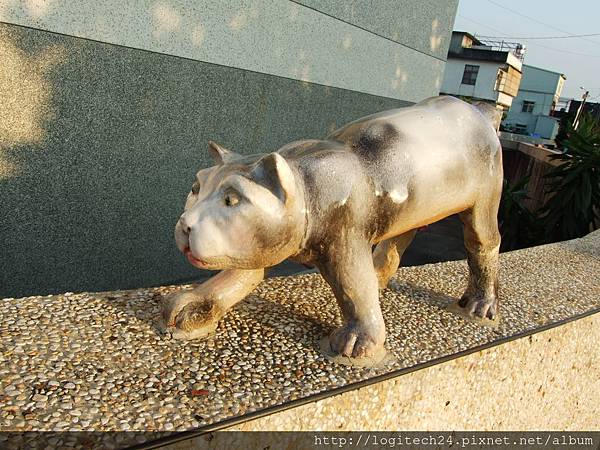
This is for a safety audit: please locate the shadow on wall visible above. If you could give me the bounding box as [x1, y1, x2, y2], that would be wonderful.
[0, 22, 410, 298]
[0, 0, 52, 21]
[0, 27, 65, 179]
[148, 1, 315, 90]
[431, 19, 444, 92]
[430, 19, 443, 53]
[146, 0, 425, 99]
[389, 17, 445, 94]
[1, 0, 448, 108]
[0, 24, 214, 299]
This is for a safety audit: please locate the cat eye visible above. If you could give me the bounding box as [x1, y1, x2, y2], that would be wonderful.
[191, 182, 200, 195]
[224, 192, 240, 207]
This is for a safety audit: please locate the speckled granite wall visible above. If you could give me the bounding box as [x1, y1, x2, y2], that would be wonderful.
[0, 22, 411, 297]
[0, 0, 452, 101]
[295, 0, 459, 60]
[0, 0, 460, 296]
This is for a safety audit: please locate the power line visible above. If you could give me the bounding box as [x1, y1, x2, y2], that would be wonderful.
[457, 14, 509, 37]
[485, 0, 600, 46]
[529, 41, 600, 58]
[455, 14, 600, 96]
[478, 32, 600, 40]
[457, 14, 600, 58]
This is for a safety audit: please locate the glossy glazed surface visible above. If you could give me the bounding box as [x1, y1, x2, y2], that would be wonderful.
[163, 96, 503, 364]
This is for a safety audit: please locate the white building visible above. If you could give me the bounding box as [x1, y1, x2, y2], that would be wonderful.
[503, 65, 566, 139]
[440, 31, 523, 109]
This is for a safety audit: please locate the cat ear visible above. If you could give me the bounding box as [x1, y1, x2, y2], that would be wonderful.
[207, 141, 240, 164]
[252, 153, 297, 207]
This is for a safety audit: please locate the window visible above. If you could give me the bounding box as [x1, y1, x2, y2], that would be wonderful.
[522, 101, 535, 113]
[515, 124, 528, 134]
[461, 64, 479, 85]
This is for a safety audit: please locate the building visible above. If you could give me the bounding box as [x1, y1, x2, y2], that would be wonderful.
[0, 1, 459, 297]
[503, 65, 566, 139]
[440, 31, 523, 109]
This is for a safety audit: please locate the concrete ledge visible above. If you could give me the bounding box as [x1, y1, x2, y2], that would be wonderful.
[500, 137, 562, 166]
[1, 231, 599, 448]
[499, 132, 559, 152]
[227, 313, 600, 432]
[158, 313, 600, 447]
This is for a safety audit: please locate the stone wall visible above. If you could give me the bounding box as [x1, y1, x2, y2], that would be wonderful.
[0, 1, 458, 297]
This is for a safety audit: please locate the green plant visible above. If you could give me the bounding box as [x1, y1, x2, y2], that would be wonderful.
[539, 113, 600, 242]
[498, 176, 540, 251]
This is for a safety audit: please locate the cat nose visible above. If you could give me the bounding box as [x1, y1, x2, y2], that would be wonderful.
[179, 214, 191, 234]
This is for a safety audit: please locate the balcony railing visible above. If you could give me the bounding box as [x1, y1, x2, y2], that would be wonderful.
[473, 37, 526, 61]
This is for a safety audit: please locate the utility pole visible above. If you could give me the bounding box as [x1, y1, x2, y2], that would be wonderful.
[573, 89, 589, 130]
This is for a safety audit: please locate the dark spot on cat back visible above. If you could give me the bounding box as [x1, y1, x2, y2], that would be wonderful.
[356, 123, 400, 153]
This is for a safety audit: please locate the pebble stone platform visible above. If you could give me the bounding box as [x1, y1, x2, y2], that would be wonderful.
[1, 231, 599, 448]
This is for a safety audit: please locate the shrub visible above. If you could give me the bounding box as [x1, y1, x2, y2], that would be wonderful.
[498, 177, 540, 251]
[539, 113, 600, 242]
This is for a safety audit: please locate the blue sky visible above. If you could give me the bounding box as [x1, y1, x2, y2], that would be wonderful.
[453, 0, 600, 100]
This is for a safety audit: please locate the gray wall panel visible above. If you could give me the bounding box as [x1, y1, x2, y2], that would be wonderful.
[294, 0, 459, 59]
[0, 0, 449, 101]
[0, 23, 410, 297]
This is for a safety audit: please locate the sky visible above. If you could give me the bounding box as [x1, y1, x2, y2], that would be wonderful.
[453, 0, 600, 100]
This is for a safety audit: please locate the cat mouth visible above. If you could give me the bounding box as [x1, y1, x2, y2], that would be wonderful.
[184, 248, 211, 269]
